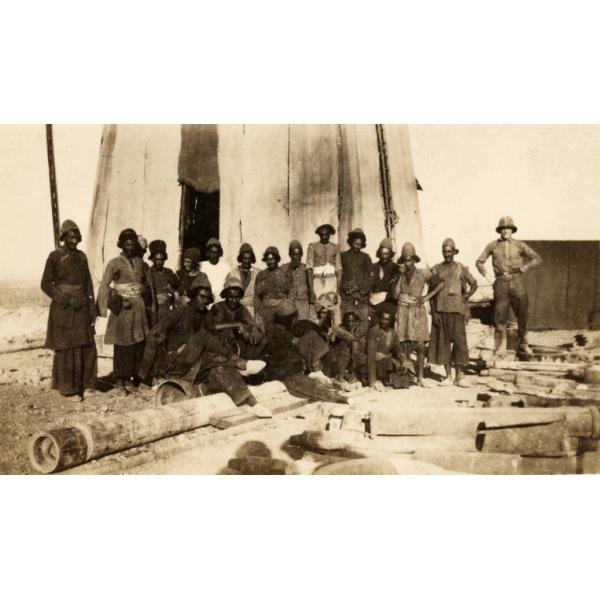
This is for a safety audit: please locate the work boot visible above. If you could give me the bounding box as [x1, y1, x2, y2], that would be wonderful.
[519, 340, 534, 358]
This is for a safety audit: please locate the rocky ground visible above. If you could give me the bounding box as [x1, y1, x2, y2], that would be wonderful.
[0, 350, 154, 474]
[1, 305, 597, 474]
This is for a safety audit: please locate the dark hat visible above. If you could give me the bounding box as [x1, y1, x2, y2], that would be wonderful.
[288, 239, 303, 254]
[376, 237, 395, 258]
[397, 242, 421, 264]
[183, 247, 202, 266]
[442, 238, 459, 255]
[149, 239, 167, 260]
[189, 275, 213, 302]
[237, 242, 256, 264]
[315, 223, 336, 236]
[206, 237, 222, 249]
[496, 216, 518, 233]
[117, 228, 138, 248]
[60, 219, 80, 240]
[262, 246, 281, 263]
[347, 227, 367, 246]
[221, 275, 245, 298]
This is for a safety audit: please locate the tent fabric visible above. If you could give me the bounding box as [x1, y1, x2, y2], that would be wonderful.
[219, 125, 290, 262]
[288, 124, 340, 243]
[86, 124, 424, 288]
[384, 125, 425, 259]
[178, 125, 220, 193]
[87, 125, 181, 287]
[523, 241, 600, 330]
[338, 124, 386, 252]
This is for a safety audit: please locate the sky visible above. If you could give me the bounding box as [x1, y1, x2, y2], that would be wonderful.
[2, 124, 600, 282]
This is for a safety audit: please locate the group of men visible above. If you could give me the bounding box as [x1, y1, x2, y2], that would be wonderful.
[41, 215, 541, 414]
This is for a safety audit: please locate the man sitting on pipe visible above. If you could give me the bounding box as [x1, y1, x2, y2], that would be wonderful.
[139, 279, 271, 417]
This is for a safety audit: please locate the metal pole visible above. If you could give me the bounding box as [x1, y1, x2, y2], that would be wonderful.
[45, 124, 60, 247]
[375, 124, 394, 238]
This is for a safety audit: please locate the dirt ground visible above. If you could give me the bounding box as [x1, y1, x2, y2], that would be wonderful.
[0, 350, 154, 474]
[1, 315, 596, 475]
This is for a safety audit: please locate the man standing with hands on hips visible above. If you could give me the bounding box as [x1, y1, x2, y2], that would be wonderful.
[476, 216, 542, 359]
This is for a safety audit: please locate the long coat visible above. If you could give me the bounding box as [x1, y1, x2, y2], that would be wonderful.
[41, 247, 96, 350]
[97, 254, 149, 346]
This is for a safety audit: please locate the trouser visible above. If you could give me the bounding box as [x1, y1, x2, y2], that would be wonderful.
[428, 313, 469, 367]
[322, 340, 351, 380]
[52, 344, 98, 396]
[139, 334, 169, 382]
[202, 366, 252, 406]
[493, 274, 529, 344]
[114, 341, 146, 380]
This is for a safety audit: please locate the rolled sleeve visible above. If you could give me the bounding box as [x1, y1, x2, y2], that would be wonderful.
[519, 241, 542, 272]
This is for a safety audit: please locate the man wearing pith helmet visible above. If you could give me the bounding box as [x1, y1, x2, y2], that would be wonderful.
[476, 216, 542, 358]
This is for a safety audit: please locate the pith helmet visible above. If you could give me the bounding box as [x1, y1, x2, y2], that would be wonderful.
[221, 275, 245, 298]
[496, 216, 518, 233]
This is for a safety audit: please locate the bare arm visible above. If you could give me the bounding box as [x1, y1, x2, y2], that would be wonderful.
[462, 266, 478, 300]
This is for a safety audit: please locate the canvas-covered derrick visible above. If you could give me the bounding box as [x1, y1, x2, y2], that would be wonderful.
[86, 124, 424, 287]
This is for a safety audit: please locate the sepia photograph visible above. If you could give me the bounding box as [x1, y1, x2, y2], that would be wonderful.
[4, 2, 600, 600]
[2, 124, 600, 476]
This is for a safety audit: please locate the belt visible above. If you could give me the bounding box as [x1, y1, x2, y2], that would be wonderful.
[156, 293, 171, 305]
[495, 271, 523, 280]
[56, 283, 86, 299]
[115, 282, 144, 298]
[398, 293, 418, 307]
[313, 265, 336, 278]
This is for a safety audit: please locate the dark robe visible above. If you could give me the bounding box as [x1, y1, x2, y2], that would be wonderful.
[340, 250, 373, 320]
[138, 304, 216, 380]
[41, 247, 97, 395]
[148, 265, 179, 325]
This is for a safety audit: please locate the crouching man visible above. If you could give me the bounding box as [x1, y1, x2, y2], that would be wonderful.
[138, 280, 270, 417]
[366, 304, 413, 391]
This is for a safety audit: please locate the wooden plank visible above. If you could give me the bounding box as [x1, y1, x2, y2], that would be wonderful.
[486, 360, 581, 372]
[209, 394, 308, 429]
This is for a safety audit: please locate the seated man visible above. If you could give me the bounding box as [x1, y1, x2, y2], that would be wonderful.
[137, 279, 270, 417]
[167, 327, 271, 418]
[324, 311, 368, 382]
[292, 304, 332, 375]
[261, 299, 305, 380]
[365, 304, 413, 391]
[138, 280, 216, 382]
[211, 275, 265, 359]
